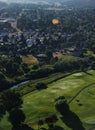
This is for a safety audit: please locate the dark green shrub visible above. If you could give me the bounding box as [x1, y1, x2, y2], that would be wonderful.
[36, 82, 47, 90]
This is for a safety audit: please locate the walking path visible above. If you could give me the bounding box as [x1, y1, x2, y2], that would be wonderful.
[68, 82, 95, 104]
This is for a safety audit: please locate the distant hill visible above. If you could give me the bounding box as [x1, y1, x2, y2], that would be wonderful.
[0, 0, 95, 8]
[0, 1, 7, 8]
[65, 0, 95, 8]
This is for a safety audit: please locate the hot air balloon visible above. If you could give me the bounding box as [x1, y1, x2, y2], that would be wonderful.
[52, 19, 59, 25]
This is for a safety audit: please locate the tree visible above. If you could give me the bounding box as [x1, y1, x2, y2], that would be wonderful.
[0, 90, 28, 129]
[36, 82, 47, 90]
[45, 50, 53, 61]
[8, 108, 25, 127]
[45, 114, 58, 129]
[91, 62, 95, 69]
[1, 90, 23, 112]
[54, 96, 85, 130]
[54, 96, 69, 115]
[3, 35, 9, 42]
[0, 72, 6, 80]
[38, 119, 44, 130]
[0, 90, 23, 124]
[0, 97, 6, 120]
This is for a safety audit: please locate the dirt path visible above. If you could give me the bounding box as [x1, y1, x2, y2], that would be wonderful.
[68, 82, 95, 104]
[67, 82, 95, 130]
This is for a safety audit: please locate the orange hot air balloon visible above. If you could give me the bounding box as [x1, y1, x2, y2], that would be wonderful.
[52, 19, 59, 25]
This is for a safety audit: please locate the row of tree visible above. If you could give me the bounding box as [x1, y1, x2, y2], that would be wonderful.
[0, 90, 34, 130]
[0, 89, 87, 130]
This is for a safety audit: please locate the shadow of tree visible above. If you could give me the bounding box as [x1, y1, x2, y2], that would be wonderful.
[12, 124, 34, 130]
[61, 110, 85, 130]
[39, 128, 47, 130]
[53, 125, 64, 130]
[48, 125, 64, 130]
[55, 96, 86, 130]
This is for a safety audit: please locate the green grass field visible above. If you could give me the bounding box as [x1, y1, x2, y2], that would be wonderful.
[1, 70, 95, 130]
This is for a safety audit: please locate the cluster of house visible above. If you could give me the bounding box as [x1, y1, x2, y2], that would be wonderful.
[0, 9, 89, 57]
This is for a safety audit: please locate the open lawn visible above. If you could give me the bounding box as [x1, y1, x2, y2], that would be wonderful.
[21, 55, 38, 65]
[1, 70, 95, 130]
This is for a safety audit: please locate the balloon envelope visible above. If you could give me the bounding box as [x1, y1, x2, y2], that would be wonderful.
[52, 19, 59, 25]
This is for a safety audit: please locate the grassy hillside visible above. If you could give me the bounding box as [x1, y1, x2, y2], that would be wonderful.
[1, 70, 95, 130]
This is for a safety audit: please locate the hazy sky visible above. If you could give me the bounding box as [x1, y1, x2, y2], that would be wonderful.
[0, 0, 58, 1]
